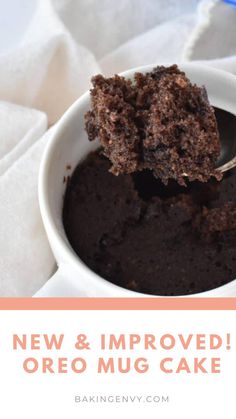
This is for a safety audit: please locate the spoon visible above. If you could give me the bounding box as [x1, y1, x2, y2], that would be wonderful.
[214, 107, 236, 173]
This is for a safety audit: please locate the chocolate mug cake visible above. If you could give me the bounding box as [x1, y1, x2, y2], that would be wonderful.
[63, 65, 236, 296]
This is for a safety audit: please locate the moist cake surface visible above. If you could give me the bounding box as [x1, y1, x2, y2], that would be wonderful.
[63, 107, 236, 296]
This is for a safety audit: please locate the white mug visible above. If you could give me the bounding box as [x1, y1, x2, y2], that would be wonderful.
[35, 63, 236, 297]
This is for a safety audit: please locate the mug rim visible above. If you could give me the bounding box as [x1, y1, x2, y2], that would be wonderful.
[38, 62, 236, 297]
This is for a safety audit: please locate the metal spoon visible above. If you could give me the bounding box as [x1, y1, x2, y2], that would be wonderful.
[215, 107, 236, 173]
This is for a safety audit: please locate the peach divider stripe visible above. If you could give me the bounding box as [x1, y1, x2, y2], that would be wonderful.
[0, 298, 235, 310]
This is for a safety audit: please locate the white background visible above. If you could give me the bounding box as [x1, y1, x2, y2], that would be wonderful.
[0, 309, 235, 418]
[0, 0, 37, 54]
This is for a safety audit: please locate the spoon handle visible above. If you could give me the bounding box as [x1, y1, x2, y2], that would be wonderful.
[217, 156, 236, 173]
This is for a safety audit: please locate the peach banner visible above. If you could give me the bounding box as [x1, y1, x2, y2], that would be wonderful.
[0, 298, 235, 310]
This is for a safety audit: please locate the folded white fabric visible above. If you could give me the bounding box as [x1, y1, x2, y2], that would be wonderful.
[0, 0, 236, 296]
[184, 0, 236, 60]
[0, 128, 55, 296]
[0, 102, 47, 176]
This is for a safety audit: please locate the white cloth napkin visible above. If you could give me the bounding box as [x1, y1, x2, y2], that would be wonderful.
[0, 0, 236, 296]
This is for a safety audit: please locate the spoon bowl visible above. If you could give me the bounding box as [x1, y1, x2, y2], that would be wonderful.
[215, 107, 236, 173]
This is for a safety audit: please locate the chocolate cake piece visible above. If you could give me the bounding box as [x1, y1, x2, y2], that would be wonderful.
[85, 74, 140, 174]
[85, 65, 221, 186]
